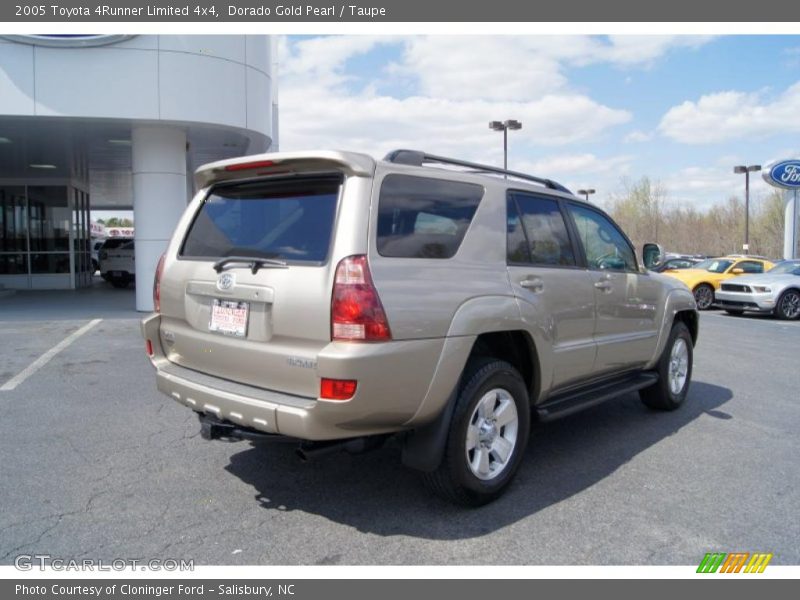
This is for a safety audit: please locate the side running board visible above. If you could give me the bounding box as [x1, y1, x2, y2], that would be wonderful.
[536, 372, 658, 422]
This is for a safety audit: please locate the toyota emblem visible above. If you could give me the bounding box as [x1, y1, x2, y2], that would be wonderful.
[217, 273, 235, 291]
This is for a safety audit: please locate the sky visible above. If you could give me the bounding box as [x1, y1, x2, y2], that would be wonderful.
[277, 35, 800, 212]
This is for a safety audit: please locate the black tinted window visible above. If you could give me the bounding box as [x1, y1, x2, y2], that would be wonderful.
[737, 261, 764, 274]
[101, 238, 133, 250]
[377, 175, 483, 259]
[181, 176, 341, 263]
[507, 193, 575, 266]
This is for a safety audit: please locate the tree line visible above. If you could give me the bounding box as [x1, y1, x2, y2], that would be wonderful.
[95, 217, 134, 228]
[603, 177, 787, 259]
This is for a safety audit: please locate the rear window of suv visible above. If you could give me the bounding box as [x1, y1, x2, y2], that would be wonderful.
[377, 175, 483, 259]
[180, 175, 342, 264]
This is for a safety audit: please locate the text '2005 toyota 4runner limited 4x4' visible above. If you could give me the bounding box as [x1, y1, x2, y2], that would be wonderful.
[142, 150, 698, 506]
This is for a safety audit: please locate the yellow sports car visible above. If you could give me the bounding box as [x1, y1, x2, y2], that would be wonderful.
[661, 256, 775, 310]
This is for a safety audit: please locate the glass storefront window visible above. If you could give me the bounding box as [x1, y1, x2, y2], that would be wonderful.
[28, 186, 70, 252]
[30, 253, 71, 274]
[0, 185, 92, 287]
[0, 186, 28, 252]
[0, 253, 29, 275]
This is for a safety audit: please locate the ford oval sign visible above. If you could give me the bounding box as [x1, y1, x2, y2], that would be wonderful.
[763, 159, 800, 190]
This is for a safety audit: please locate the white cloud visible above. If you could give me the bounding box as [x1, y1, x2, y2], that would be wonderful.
[279, 87, 631, 159]
[278, 35, 640, 157]
[389, 35, 714, 102]
[520, 153, 633, 177]
[660, 165, 772, 210]
[515, 153, 634, 198]
[600, 35, 713, 66]
[624, 130, 652, 143]
[658, 81, 800, 144]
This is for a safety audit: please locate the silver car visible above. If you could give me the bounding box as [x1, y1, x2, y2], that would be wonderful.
[715, 260, 800, 320]
[142, 149, 698, 505]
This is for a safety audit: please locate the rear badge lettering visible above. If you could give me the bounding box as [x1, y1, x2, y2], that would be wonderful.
[287, 357, 317, 370]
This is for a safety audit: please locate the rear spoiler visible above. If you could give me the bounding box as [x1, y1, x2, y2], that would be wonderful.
[194, 150, 376, 190]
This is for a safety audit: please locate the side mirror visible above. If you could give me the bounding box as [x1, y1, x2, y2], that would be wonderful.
[642, 243, 664, 270]
[731, 267, 744, 274]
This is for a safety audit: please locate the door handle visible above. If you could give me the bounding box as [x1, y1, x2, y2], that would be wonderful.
[594, 280, 613, 291]
[520, 277, 544, 292]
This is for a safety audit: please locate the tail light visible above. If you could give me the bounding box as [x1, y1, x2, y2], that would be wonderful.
[320, 378, 357, 401]
[224, 159, 276, 171]
[331, 255, 391, 341]
[153, 253, 166, 313]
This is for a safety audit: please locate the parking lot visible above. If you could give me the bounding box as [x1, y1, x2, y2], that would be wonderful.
[0, 284, 798, 565]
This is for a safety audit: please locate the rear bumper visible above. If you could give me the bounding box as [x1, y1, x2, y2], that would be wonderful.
[141, 313, 448, 441]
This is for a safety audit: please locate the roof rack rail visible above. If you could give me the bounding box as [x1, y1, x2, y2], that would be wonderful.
[383, 149, 572, 194]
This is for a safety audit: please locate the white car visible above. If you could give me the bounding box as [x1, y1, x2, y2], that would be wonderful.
[99, 238, 135, 288]
[715, 260, 800, 320]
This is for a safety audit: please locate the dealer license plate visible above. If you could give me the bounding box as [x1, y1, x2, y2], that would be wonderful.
[209, 299, 249, 337]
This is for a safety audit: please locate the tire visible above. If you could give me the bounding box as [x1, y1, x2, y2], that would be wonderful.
[693, 283, 715, 310]
[110, 277, 129, 289]
[775, 289, 800, 320]
[422, 358, 530, 507]
[640, 322, 693, 411]
[724, 309, 744, 316]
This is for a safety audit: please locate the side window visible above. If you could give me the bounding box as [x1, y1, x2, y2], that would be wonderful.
[507, 193, 575, 266]
[568, 204, 637, 272]
[737, 261, 764, 274]
[668, 259, 692, 269]
[377, 175, 483, 259]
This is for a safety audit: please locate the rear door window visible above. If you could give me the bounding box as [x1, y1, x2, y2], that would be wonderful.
[507, 192, 576, 267]
[377, 175, 483, 259]
[180, 175, 342, 263]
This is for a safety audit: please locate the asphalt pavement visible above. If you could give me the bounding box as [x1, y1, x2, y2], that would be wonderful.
[0, 288, 797, 565]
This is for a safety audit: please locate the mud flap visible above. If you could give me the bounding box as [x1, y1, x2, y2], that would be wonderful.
[401, 387, 458, 472]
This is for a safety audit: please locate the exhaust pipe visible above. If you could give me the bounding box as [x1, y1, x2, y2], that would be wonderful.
[295, 436, 385, 462]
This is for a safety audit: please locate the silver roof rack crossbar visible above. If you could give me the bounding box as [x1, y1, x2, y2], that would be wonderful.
[383, 149, 572, 194]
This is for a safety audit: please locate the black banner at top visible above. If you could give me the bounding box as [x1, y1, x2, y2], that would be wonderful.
[3, 0, 800, 22]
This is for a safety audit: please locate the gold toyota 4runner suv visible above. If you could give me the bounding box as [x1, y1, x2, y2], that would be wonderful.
[142, 150, 698, 506]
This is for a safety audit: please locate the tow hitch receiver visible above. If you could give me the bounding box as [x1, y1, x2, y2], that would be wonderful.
[198, 413, 295, 443]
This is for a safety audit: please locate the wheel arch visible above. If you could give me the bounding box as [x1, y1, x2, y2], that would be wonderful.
[401, 295, 543, 473]
[673, 309, 699, 346]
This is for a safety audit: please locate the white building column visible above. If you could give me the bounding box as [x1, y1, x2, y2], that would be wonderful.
[785, 189, 799, 260]
[132, 126, 187, 311]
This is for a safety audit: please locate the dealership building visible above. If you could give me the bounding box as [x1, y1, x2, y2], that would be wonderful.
[0, 34, 277, 310]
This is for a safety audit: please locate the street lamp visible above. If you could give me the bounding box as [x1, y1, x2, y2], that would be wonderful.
[577, 188, 596, 202]
[489, 120, 522, 171]
[733, 164, 761, 254]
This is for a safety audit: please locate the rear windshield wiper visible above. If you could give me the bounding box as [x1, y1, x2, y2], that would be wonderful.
[213, 256, 288, 274]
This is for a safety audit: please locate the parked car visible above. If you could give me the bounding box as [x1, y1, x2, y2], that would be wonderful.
[650, 255, 705, 273]
[141, 149, 698, 506]
[662, 255, 775, 310]
[99, 238, 135, 288]
[715, 259, 800, 319]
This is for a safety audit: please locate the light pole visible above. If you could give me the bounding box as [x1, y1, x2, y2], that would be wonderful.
[577, 188, 596, 202]
[733, 164, 761, 254]
[489, 120, 522, 170]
